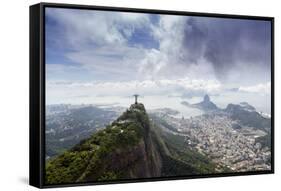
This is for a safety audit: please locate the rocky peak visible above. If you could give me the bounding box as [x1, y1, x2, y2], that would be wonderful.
[203, 94, 210, 102]
[192, 94, 218, 111]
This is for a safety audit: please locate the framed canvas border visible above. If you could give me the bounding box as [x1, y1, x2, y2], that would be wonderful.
[29, 2, 274, 188]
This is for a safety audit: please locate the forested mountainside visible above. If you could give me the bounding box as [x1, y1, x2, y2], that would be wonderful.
[45, 103, 218, 184]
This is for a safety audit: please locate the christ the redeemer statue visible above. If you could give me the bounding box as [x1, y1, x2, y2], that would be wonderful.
[133, 94, 139, 104]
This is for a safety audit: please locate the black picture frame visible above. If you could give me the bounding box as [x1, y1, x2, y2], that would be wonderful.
[30, 2, 275, 189]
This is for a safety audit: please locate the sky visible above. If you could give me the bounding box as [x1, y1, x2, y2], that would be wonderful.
[45, 7, 272, 114]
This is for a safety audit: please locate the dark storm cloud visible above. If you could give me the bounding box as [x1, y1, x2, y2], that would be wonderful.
[182, 18, 207, 63]
[182, 17, 271, 79]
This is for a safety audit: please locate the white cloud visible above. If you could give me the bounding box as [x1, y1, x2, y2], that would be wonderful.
[47, 8, 221, 83]
[238, 82, 271, 94]
[46, 8, 156, 81]
[138, 15, 217, 81]
[138, 15, 187, 79]
[46, 8, 150, 48]
[47, 78, 222, 101]
[66, 45, 146, 78]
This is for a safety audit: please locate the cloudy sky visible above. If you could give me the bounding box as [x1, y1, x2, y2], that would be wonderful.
[45, 7, 272, 113]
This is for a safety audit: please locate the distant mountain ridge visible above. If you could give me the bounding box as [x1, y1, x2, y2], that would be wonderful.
[46, 105, 119, 158]
[182, 94, 267, 116]
[239, 102, 256, 112]
[181, 94, 218, 111]
[224, 103, 270, 132]
[45, 103, 218, 184]
[181, 95, 270, 132]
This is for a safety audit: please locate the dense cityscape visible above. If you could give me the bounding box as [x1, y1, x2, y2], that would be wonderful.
[152, 112, 271, 172]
